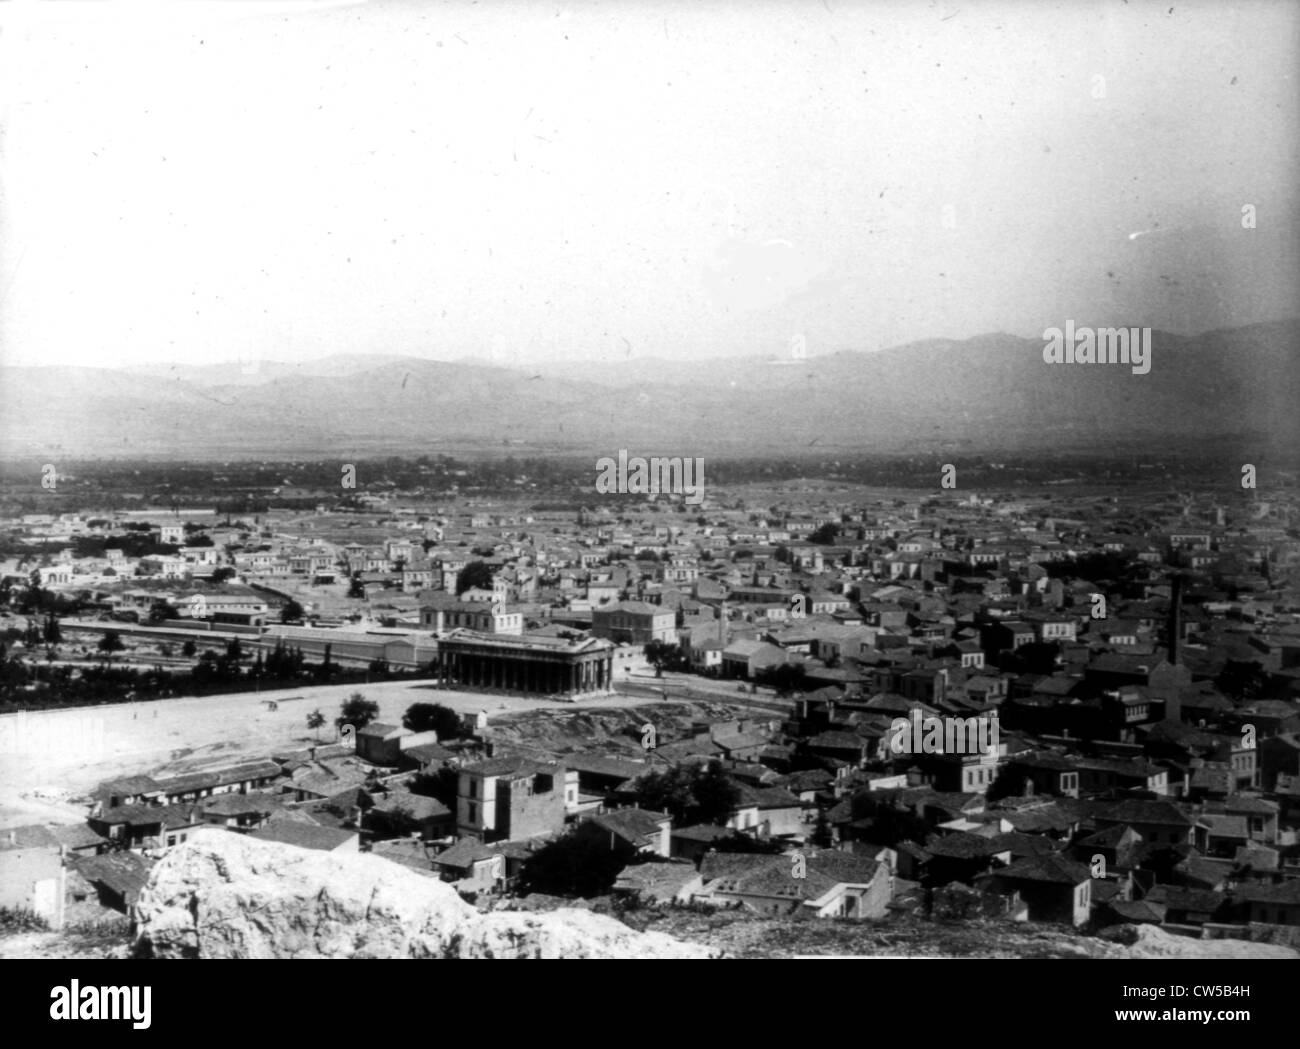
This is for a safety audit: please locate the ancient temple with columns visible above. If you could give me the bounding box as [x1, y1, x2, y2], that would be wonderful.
[434, 629, 615, 698]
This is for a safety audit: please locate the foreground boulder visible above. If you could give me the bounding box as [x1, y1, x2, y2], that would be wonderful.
[1116, 923, 1298, 960]
[133, 830, 715, 959]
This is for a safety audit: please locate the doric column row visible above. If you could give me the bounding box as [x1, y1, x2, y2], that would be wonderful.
[437, 648, 614, 696]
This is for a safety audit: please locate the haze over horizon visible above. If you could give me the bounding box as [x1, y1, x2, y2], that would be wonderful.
[2, 0, 1297, 372]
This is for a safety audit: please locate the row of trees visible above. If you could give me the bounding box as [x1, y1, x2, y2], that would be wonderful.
[0, 635, 420, 710]
[315, 697, 469, 740]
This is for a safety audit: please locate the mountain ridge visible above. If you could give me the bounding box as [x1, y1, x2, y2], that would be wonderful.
[3, 320, 1296, 459]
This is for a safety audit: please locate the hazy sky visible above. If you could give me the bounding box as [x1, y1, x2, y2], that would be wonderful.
[1, 0, 1296, 370]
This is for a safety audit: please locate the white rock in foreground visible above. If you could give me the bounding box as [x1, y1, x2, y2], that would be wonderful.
[1120, 923, 1298, 960]
[133, 830, 715, 959]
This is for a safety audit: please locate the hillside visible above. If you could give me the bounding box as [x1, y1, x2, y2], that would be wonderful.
[2, 320, 1296, 458]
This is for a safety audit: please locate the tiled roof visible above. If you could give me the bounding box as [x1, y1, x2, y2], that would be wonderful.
[249, 822, 357, 851]
[589, 808, 670, 843]
[990, 853, 1090, 885]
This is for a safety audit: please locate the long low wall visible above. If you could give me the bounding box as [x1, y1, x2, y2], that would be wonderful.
[257, 627, 438, 669]
[58, 619, 255, 643]
[56, 619, 437, 670]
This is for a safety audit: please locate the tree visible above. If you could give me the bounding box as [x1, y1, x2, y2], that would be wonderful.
[366, 801, 419, 842]
[409, 766, 459, 808]
[306, 709, 326, 741]
[147, 602, 176, 624]
[809, 809, 834, 848]
[689, 763, 743, 825]
[1216, 659, 1272, 701]
[210, 566, 236, 584]
[181, 639, 197, 658]
[97, 631, 125, 660]
[765, 662, 807, 697]
[809, 522, 839, 544]
[518, 826, 632, 898]
[43, 613, 61, 645]
[456, 560, 495, 595]
[402, 702, 462, 739]
[347, 573, 366, 599]
[314, 643, 337, 682]
[644, 639, 679, 678]
[711, 830, 786, 854]
[281, 599, 306, 624]
[338, 692, 379, 731]
[632, 763, 740, 827]
[224, 638, 245, 662]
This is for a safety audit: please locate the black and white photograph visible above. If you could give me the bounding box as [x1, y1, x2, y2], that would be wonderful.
[1, 0, 1298, 1016]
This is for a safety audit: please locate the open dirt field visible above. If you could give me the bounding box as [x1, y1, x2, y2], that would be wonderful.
[0, 681, 653, 829]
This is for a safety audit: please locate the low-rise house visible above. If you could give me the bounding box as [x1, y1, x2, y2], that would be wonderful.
[1092, 800, 1206, 850]
[697, 850, 892, 919]
[710, 727, 771, 762]
[1199, 795, 1279, 844]
[563, 753, 654, 806]
[248, 821, 360, 853]
[369, 837, 441, 877]
[975, 854, 1092, 926]
[918, 831, 1012, 887]
[149, 760, 283, 805]
[807, 730, 876, 768]
[198, 791, 283, 830]
[730, 784, 806, 839]
[576, 808, 672, 858]
[1235, 880, 1300, 927]
[431, 838, 536, 895]
[355, 723, 441, 767]
[66, 851, 154, 916]
[96, 776, 164, 809]
[999, 753, 1081, 798]
[1141, 885, 1230, 927]
[612, 860, 704, 905]
[1257, 733, 1300, 791]
[720, 639, 788, 679]
[88, 803, 206, 851]
[0, 825, 74, 927]
[1073, 756, 1169, 796]
[368, 791, 454, 841]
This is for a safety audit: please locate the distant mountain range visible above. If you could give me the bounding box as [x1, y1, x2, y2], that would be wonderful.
[2, 320, 1296, 460]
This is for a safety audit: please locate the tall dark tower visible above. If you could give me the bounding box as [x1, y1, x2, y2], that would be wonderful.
[1163, 574, 1186, 723]
[1166, 574, 1184, 666]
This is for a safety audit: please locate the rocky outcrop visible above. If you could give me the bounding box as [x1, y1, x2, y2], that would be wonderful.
[1113, 923, 1298, 960]
[132, 830, 716, 959]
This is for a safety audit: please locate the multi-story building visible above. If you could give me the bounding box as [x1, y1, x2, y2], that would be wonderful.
[591, 600, 676, 644]
[420, 593, 522, 634]
[456, 756, 575, 842]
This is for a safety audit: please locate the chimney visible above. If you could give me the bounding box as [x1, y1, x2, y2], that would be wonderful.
[1167, 575, 1184, 665]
